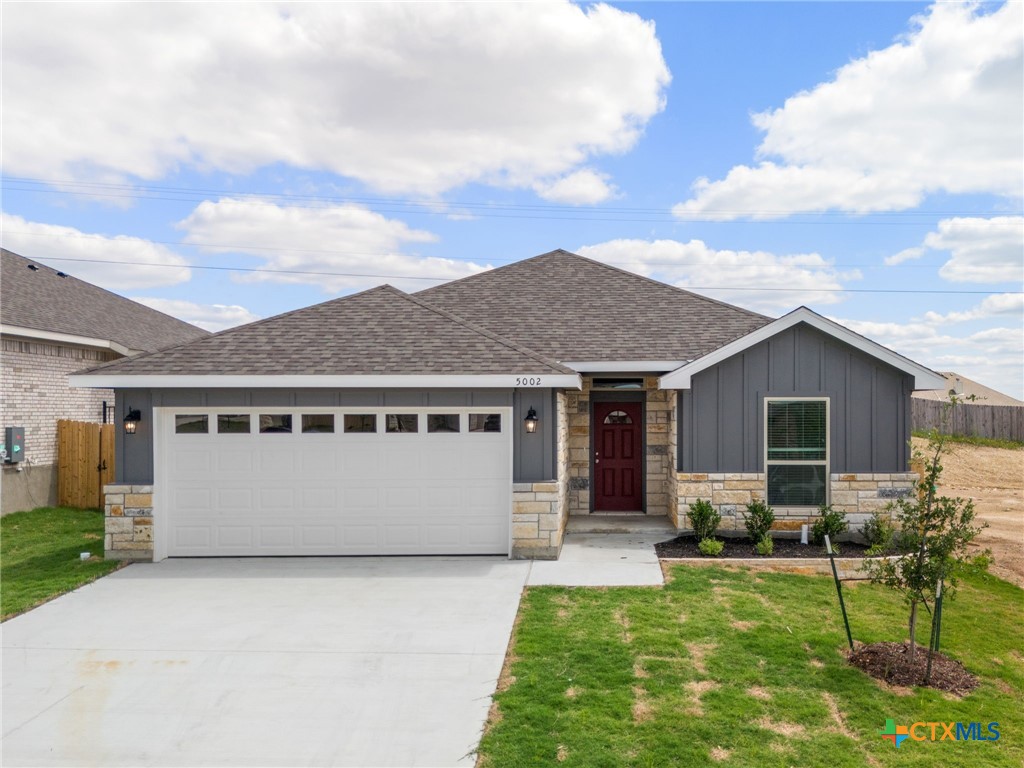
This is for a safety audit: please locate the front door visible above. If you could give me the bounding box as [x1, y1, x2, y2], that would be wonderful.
[593, 401, 643, 511]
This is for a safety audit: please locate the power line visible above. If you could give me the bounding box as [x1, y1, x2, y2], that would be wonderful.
[0, 228, 992, 270]
[4, 176, 1021, 224]
[24, 254, 1021, 295]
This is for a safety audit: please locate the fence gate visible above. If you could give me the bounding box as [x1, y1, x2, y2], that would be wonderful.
[57, 420, 116, 509]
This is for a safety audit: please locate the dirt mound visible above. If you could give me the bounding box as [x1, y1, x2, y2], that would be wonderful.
[849, 642, 978, 696]
[912, 437, 1024, 587]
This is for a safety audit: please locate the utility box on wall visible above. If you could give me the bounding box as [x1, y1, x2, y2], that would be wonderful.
[3, 426, 25, 463]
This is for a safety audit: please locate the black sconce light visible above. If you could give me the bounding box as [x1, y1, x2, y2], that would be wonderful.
[524, 407, 538, 434]
[124, 409, 142, 435]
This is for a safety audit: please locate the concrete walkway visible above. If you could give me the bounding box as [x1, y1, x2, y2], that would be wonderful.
[2, 531, 670, 766]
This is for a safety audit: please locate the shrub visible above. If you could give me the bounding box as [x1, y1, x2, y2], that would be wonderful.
[698, 538, 724, 557]
[742, 500, 775, 543]
[687, 499, 721, 541]
[862, 510, 896, 551]
[811, 504, 848, 546]
[754, 535, 774, 556]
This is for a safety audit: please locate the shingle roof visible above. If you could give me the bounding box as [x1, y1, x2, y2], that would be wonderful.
[417, 250, 770, 362]
[80, 285, 575, 376]
[1, 249, 208, 353]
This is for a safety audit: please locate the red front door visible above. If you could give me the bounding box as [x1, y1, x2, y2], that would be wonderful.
[593, 402, 643, 512]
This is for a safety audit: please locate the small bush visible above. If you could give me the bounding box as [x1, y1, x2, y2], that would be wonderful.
[754, 535, 774, 556]
[742, 500, 775, 543]
[698, 538, 724, 557]
[687, 499, 721, 541]
[811, 504, 848, 546]
[862, 510, 896, 551]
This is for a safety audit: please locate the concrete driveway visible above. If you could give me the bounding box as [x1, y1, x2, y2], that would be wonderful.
[2, 557, 531, 767]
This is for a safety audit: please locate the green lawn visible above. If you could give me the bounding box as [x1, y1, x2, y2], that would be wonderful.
[479, 566, 1023, 767]
[1, 507, 122, 619]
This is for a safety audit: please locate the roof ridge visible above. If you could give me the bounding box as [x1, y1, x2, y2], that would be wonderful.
[396, 286, 575, 374]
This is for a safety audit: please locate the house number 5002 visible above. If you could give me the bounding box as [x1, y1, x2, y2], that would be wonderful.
[516, 377, 542, 386]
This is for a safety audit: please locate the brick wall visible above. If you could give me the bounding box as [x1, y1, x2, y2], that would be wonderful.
[1, 337, 117, 466]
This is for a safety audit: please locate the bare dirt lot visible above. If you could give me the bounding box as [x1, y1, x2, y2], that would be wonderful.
[913, 437, 1024, 588]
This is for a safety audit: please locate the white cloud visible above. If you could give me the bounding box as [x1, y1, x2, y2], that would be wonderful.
[884, 216, 1024, 282]
[177, 198, 488, 293]
[131, 298, 260, 333]
[929, 217, 1024, 283]
[674, 2, 1023, 219]
[0, 213, 191, 289]
[923, 293, 1024, 324]
[3, 2, 668, 198]
[534, 169, 619, 205]
[832, 292, 1024, 400]
[577, 238, 859, 312]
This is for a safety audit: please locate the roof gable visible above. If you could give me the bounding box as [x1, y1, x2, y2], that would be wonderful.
[416, 249, 770, 363]
[74, 284, 578, 383]
[1, 249, 208, 353]
[659, 307, 946, 391]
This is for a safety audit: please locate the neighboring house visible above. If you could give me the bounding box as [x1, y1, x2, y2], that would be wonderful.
[1, 249, 208, 513]
[70, 250, 945, 561]
[911, 372, 1023, 407]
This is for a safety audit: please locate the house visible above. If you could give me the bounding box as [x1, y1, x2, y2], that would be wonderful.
[69, 250, 945, 561]
[1, 249, 208, 513]
[911, 372, 1023, 407]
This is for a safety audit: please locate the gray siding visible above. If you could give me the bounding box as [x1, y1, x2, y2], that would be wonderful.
[678, 323, 913, 473]
[115, 387, 555, 484]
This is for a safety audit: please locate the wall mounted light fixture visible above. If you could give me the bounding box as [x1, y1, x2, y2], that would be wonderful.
[524, 407, 538, 434]
[124, 408, 142, 435]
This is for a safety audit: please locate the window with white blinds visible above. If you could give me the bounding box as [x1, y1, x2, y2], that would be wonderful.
[765, 399, 828, 506]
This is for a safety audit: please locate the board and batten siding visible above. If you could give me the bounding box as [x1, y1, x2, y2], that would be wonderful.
[678, 324, 913, 474]
[114, 387, 557, 485]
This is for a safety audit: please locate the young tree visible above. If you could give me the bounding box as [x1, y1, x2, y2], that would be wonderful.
[862, 393, 988, 662]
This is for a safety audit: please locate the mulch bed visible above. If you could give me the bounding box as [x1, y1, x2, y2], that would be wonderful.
[655, 534, 872, 559]
[849, 641, 978, 696]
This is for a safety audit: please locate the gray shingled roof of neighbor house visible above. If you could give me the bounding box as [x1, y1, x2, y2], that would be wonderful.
[1, 249, 208, 352]
[81, 285, 576, 377]
[417, 250, 770, 363]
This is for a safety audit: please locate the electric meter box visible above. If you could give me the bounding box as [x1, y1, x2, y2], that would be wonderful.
[3, 427, 25, 463]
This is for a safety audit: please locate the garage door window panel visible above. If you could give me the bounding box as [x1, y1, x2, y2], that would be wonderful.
[765, 398, 828, 507]
[217, 414, 250, 434]
[386, 414, 418, 433]
[302, 414, 335, 433]
[427, 414, 460, 433]
[469, 414, 502, 433]
[344, 414, 377, 433]
[260, 414, 292, 433]
[175, 415, 208, 434]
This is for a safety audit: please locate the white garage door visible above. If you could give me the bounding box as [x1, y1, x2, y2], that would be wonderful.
[156, 408, 511, 556]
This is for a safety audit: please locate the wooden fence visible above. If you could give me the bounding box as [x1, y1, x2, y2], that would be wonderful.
[912, 399, 1024, 442]
[57, 420, 116, 509]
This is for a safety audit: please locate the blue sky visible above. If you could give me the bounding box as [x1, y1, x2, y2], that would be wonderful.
[3, 1, 1022, 397]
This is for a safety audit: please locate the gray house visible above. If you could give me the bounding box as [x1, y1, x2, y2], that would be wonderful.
[70, 250, 943, 560]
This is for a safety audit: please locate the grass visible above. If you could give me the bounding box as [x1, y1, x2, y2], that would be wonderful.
[1, 507, 122, 619]
[912, 430, 1023, 451]
[479, 566, 1023, 767]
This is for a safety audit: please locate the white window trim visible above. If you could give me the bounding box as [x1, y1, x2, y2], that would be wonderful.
[763, 397, 830, 509]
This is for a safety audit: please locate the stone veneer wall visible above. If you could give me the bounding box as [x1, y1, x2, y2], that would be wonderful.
[511, 391, 570, 559]
[675, 472, 919, 532]
[104, 484, 154, 560]
[566, 376, 676, 516]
